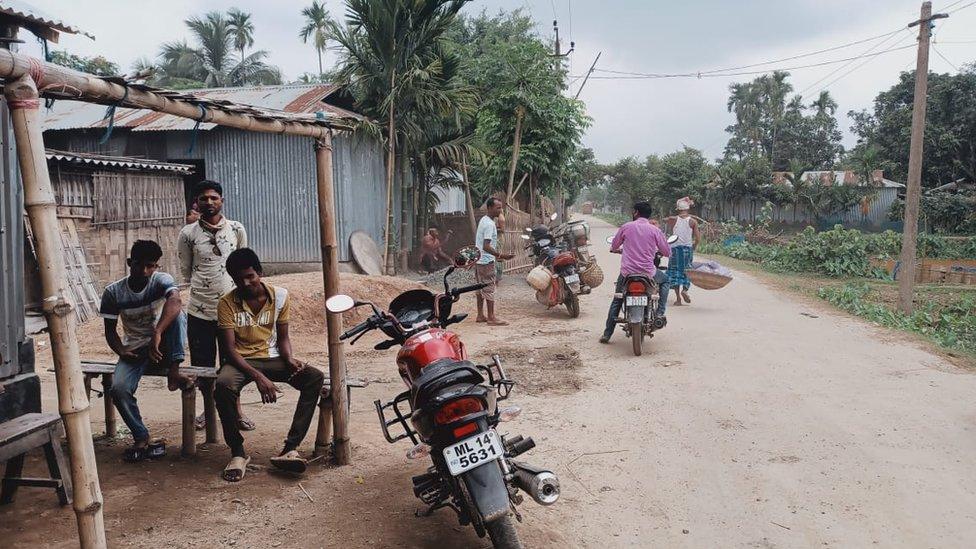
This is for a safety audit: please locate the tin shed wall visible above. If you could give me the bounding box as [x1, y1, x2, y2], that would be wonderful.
[0, 98, 25, 379]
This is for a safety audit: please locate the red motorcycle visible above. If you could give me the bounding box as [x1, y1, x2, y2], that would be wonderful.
[326, 246, 559, 549]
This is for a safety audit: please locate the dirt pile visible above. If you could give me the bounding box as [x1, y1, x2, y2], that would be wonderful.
[65, 271, 423, 360]
[265, 271, 424, 339]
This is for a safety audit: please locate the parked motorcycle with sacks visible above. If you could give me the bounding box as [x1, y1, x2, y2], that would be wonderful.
[326, 246, 559, 549]
[521, 214, 602, 318]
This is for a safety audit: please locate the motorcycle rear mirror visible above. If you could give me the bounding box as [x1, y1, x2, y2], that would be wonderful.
[453, 245, 481, 269]
[520, 234, 530, 240]
[325, 294, 356, 314]
[550, 212, 558, 221]
[667, 234, 679, 244]
[605, 235, 614, 244]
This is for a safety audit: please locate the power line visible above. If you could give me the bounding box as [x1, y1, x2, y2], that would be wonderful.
[932, 44, 962, 70]
[800, 29, 912, 95]
[584, 43, 917, 80]
[940, 0, 968, 11]
[592, 26, 907, 80]
[811, 32, 917, 97]
[947, 0, 976, 13]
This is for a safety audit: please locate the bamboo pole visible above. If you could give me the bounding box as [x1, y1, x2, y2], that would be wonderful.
[0, 50, 353, 139]
[5, 74, 106, 548]
[382, 70, 397, 275]
[313, 136, 350, 465]
[461, 157, 477, 236]
[504, 106, 525, 209]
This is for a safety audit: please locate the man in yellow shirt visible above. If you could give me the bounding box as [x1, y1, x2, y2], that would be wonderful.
[214, 248, 324, 482]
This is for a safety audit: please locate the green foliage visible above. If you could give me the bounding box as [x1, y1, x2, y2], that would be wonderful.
[819, 283, 976, 355]
[724, 71, 843, 170]
[849, 66, 976, 187]
[141, 9, 282, 88]
[50, 51, 119, 76]
[593, 212, 631, 227]
[888, 192, 976, 235]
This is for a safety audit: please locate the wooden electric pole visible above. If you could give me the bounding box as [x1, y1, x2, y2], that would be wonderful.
[897, 1, 947, 314]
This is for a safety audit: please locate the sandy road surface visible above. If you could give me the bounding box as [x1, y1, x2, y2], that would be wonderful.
[2, 214, 975, 548]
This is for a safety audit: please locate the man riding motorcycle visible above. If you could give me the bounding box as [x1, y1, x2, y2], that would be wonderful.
[600, 201, 672, 344]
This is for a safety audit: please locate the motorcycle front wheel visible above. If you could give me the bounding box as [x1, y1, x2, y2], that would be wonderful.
[565, 293, 580, 318]
[486, 515, 524, 549]
[630, 322, 643, 356]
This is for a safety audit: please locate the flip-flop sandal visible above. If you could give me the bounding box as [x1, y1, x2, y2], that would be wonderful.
[123, 445, 149, 463]
[486, 320, 509, 326]
[222, 456, 251, 482]
[238, 417, 256, 431]
[682, 290, 692, 304]
[270, 450, 308, 474]
[147, 440, 167, 460]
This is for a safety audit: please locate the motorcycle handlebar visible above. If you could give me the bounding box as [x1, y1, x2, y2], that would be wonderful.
[339, 319, 372, 340]
[452, 282, 489, 296]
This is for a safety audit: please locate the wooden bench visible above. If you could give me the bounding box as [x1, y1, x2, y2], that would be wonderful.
[0, 413, 71, 506]
[78, 361, 218, 457]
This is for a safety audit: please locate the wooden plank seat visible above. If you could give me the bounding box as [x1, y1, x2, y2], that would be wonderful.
[77, 360, 367, 460]
[0, 412, 72, 506]
[78, 361, 218, 457]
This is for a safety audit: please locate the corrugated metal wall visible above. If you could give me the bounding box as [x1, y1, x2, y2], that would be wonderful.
[702, 188, 899, 227]
[44, 127, 407, 265]
[0, 98, 25, 379]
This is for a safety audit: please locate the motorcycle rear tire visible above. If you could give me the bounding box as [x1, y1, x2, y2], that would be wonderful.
[566, 293, 580, 318]
[486, 515, 524, 549]
[630, 322, 643, 356]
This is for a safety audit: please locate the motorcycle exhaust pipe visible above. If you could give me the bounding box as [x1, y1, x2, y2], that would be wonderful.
[511, 462, 560, 506]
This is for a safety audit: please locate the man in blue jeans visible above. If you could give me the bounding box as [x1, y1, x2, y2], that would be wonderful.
[600, 202, 672, 343]
[100, 240, 192, 462]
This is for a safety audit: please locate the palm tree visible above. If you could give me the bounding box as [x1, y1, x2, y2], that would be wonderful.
[185, 11, 234, 86]
[300, 1, 332, 76]
[227, 8, 255, 63]
[328, 0, 471, 272]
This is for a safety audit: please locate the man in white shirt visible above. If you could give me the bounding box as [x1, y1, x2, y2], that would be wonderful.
[474, 197, 513, 326]
[177, 180, 253, 430]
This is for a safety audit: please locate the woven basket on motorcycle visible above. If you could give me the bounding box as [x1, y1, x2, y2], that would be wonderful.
[580, 261, 604, 288]
[687, 270, 732, 290]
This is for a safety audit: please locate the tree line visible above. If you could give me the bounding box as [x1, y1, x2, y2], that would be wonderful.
[584, 64, 976, 233]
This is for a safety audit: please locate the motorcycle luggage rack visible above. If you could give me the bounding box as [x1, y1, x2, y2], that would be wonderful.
[479, 355, 515, 401]
[375, 390, 419, 445]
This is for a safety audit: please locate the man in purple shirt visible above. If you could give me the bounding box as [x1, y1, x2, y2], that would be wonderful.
[600, 202, 672, 343]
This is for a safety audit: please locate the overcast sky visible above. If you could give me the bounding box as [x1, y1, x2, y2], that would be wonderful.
[24, 0, 976, 164]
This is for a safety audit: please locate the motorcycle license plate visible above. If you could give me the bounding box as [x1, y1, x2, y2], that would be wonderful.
[564, 274, 580, 285]
[626, 296, 648, 306]
[443, 430, 504, 476]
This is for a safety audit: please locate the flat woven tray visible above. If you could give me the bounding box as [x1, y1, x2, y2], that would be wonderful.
[687, 270, 732, 290]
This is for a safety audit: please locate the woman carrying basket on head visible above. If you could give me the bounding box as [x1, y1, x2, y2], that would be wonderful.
[665, 197, 700, 306]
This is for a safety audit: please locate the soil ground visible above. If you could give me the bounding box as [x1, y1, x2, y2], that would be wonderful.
[2, 215, 975, 548]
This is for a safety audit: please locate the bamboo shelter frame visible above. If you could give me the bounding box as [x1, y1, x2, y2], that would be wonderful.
[1, 49, 355, 548]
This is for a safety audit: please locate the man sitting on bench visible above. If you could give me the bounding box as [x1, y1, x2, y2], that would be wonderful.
[100, 240, 191, 462]
[215, 248, 324, 482]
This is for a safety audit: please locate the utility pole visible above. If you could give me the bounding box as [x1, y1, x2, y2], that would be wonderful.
[575, 51, 602, 100]
[551, 20, 574, 58]
[898, 1, 947, 314]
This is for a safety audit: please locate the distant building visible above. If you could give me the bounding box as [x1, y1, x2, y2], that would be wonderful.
[41, 84, 413, 270]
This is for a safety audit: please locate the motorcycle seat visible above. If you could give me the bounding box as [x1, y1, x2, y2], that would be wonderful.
[411, 359, 484, 407]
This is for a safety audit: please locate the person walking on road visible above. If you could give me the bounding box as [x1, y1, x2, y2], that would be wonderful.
[665, 197, 700, 306]
[475, 197, 513, 326]
[600, 202, 671, 344]
[178, 180, 254, 431]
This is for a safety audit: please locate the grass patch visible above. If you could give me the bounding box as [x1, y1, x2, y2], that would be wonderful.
[593, 212, 630, 227]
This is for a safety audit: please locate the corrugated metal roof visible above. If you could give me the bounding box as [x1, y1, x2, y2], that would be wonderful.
[0, 0, 94, 40]
[46, 149, 194, 174]
[42, 84, 363, 132]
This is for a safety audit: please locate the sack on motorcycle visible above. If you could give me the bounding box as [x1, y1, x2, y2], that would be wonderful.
[580, 262, 604, 289]
[526, 265, 553, 292]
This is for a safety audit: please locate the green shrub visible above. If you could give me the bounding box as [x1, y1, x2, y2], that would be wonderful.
[819, 283, 976, 354]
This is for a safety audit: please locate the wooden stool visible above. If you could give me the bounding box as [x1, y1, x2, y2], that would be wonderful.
[0, 412, 71, 506]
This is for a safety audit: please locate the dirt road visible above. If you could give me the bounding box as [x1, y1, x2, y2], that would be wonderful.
[3, 214, 975, 548]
